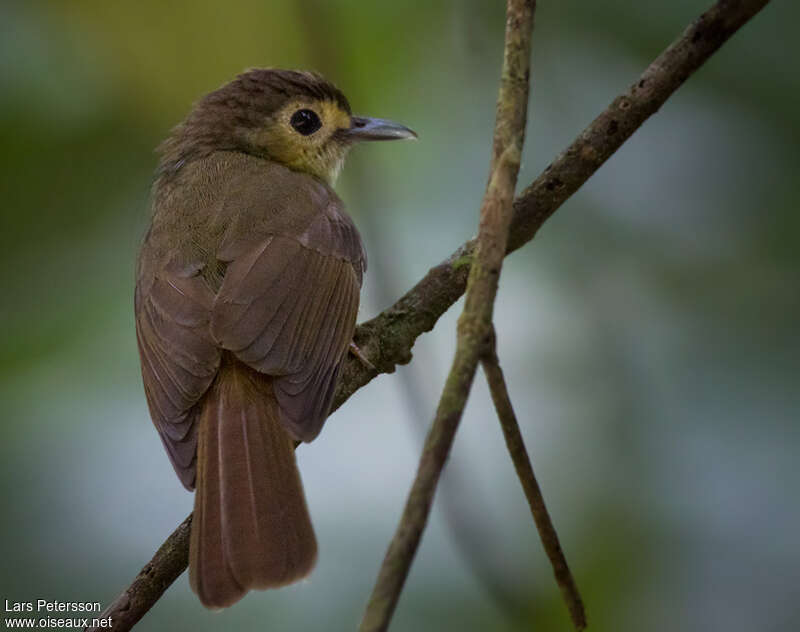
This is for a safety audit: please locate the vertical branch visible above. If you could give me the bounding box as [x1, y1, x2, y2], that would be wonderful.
[359, 2, 537, 630]
[481, 329, 585, 630]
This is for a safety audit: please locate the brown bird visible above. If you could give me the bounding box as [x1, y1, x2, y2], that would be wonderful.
[134, 69, 415, 608]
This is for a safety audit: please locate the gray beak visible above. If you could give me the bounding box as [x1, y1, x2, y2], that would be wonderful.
[346, 116, 417, 141]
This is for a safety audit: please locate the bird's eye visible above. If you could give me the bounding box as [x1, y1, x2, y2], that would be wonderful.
[290, 109, 322, 136]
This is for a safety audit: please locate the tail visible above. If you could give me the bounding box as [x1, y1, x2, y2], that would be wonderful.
[189, 360, 317, 609]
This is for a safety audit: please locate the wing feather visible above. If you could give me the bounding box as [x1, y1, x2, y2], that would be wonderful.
[211, 209, 363, 441]
[135, 254, 220, 489]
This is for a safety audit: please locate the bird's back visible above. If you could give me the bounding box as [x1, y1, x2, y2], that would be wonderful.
[139, 151, 357, 293]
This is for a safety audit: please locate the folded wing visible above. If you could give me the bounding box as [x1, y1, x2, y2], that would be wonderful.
[135, 257, 221, 489]
[211, 204, 364, 441]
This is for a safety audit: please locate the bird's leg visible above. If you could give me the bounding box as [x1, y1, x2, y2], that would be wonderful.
[349, 341, 375, 371]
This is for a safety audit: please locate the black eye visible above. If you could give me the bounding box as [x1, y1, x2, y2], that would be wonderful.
[290, 109, 322, 136]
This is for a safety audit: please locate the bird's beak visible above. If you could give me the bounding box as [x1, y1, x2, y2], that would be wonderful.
[345, 116, 417, 141]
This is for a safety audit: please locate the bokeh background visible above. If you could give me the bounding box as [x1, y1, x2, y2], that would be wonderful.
[1, 1, 797, 630]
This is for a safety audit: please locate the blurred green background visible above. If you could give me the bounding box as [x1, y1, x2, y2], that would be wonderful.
[1, 1, 797, 630]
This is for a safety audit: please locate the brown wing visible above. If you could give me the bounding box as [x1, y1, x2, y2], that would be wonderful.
[210, 204, 365, 442]
[135, 255, 221, 490]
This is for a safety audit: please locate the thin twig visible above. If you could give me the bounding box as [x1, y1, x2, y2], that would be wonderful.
[481, 327, 585, 630]
[359, 1, 537, 630]
[90, 1, 772, 629]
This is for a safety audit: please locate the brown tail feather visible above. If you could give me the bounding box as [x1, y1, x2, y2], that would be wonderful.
[189, 360, 317, 609]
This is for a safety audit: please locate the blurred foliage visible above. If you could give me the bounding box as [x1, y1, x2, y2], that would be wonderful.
[1, 1, 798, 631]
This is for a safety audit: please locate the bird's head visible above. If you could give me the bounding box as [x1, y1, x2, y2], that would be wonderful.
[158, 68, 416, 184]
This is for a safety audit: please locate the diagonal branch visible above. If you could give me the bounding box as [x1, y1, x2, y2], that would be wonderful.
[87, 1, 772, 629]
[86, 516, 192, 632]
[481, 327, 585, 630]
[358, 0, 537, 629]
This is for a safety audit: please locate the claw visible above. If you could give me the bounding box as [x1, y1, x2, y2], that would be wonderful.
[349, 341, 375, 371]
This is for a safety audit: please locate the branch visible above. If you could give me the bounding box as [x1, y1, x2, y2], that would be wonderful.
[359, 1, 536, 629]
[89, 1, 771, 629]
[336, 0, 771, 404]
[85, 517, 191, 632]
[481, 328, 585, 629]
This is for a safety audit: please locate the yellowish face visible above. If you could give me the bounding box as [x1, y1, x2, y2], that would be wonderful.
[249, 98, 353, 184]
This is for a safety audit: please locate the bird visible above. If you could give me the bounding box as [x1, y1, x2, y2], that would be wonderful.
[134, 68, 416, 608]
